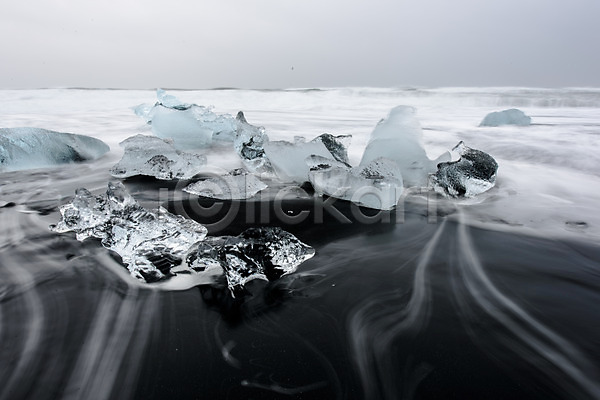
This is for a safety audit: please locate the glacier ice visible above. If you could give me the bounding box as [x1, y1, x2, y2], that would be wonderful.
[183, 168, 267, 200]
[156, 88, 192, 110]
[305, 154, 351, 171]
[314, 133, 352, 165]
[0, 127, 109, 172]
[133, 103, 154, 123]
[133, 89, 192, 125]
[233, 111, 273, 174]
[139, 90, 238, 149]
[308, 156, 404, 210]
[186, 227, 315, 295]
[359, 106, 450, 187]
[110, 134, 206, 180]
[430, 141, 498, 198]
[50, 182, 313, 294]
[149, 105, 235, 149]
[265, 140, 331, 183]
[50, 181, 209, 282]
[264, 133, 351, 183]
[480, 108, 531, 127]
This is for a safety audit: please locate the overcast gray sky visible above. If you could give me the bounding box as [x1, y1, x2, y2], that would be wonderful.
[1, 0, 599, 89]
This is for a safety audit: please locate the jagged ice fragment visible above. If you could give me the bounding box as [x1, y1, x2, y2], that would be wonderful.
[50, 182, 314, 294]
[233, 111, 273, 174]
[313, 133, 352, 165]
[308, 156, 404, 210]
[50, 182, 208, 282]
[183, 168, 267, 200]
[156, 88, 192, 110]
[186, 227, 315, 295]
[110, 134, 206, 180]
[264, 133, 351, 183]
[140, 90, 238, 149]
[430, 141, 498, 197]
[305, 154, 349, 171]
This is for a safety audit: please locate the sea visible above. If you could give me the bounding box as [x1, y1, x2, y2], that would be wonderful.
[0, 87, 599, 399]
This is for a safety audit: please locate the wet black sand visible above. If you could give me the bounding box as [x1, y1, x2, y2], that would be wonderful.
[0, 192, 599, 399]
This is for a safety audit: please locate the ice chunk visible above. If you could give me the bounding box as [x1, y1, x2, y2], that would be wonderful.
[359, 106, 450, 187]
[140, 90, 238, 149]
[110, 134, 206, 180]
[52, 187, 112, 242]
[133, 103, 154, 123]
[264, 133, 349, 183]
[51, 182, 209, 282]
[150, 105, 222, 149]
[233, 111, 272, 174]
[309, 156, 404, 210]
[134, 90, 191, 124]
[430, 141, 498, 197]
[50, 182, 313, 294]
[186, 227, 315, 295]
[234, 112, 267, 160]
[0, 127, 109, 172]
[156, 88, 191, 110]
[265, 140, 331, 183]
[480, 108, 531, 126]
[313, 133, 352, 165]
[305, 154, 350, 171]
[183, 168, 267, 199]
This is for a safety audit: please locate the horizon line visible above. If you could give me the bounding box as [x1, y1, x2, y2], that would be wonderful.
[2, 85, 600, 91]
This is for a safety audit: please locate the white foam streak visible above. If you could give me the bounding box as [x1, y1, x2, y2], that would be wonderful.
[0, 225, 159, 400]
[455, 211, 600, 400]
[62, 287, 158, 400]
[0, 265, 44, 400]
[349, 221, 446, 400]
